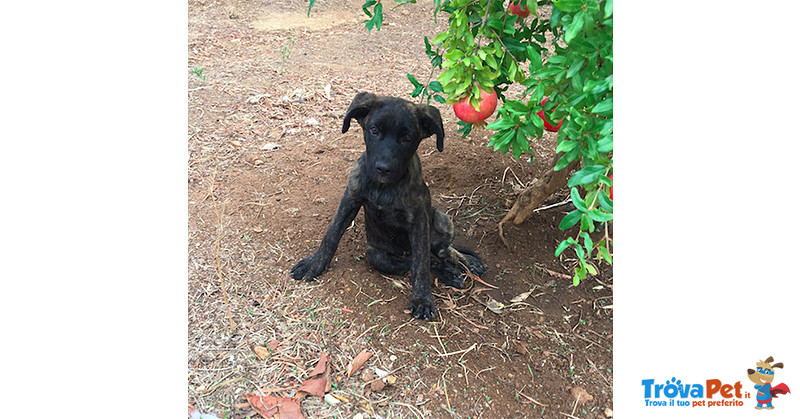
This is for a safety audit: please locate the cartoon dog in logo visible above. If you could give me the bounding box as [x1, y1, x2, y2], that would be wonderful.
[747, 356, 791, 409]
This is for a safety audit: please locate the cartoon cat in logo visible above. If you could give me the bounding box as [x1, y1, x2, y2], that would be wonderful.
[747, 356, 791, 410]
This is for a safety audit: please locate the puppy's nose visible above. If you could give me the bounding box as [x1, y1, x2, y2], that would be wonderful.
[375, 162, 392, 176]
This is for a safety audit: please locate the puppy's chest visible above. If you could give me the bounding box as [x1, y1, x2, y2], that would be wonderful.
[363, 193, 414, 225]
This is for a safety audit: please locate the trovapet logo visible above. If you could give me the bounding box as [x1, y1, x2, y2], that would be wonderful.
[640, 355, 792, 410]
[641, 377, 746, 408]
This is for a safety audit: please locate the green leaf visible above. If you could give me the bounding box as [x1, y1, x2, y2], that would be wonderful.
[568, 165, 606, 187]
[598, 190, 613, 212]
[512, 130, 531, 159]
[428, 81, 444, 93]
[581, 231, 593, 256]
[374, 3, 383, 29]
[556, 139, 578, 153]
[588, 209, 613, 222]
[564, 10, 585, 44]
[554, 147, 580, 171]
[432, 31, 448, 44]
[591, 98, 613, 116]
[307, 0, 316, 17]
[555, 240, 571, 257]
[570, 187, 588, 212]
[586, 263, 598, 276]
[605, 0, 613, 18]
[407, 73, 422, 88]
[597, 135, 613, 153]
[527, 46, 543, 70]
[553, 0, 584, 13]
[486, 117, 517, 131]
[433, 94, 446, 103]
[558, 209, 582, 230]
[566, 58, 585, 79]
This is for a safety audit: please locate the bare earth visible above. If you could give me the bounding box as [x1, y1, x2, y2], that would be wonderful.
[188, 0, 613, 417]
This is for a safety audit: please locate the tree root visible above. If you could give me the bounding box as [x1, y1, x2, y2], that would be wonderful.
[498, 154, 579, 248]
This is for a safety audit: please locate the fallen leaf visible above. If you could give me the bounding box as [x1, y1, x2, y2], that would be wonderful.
[386, 375, 397, 385]
[268, 340, 280, 351]
[370, 379, 386, 392]
[532, 330, 545, 339]
[346, 351, 374, 378]
[253, 346, 269, 360]
[515, 341, 529, 355]
[361, 369, 374, 383]
[244, 394, 303, 419]
[510, 289, 533, 303]
[471, 294, 504, 314]
[297, 353, 331, 399]
[230, 140, 242, 147]
[569, 386, 594, 405]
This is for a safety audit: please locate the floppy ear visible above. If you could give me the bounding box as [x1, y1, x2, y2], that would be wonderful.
[416, 104, 445, 152]
[342, 92, 378, 133]
[772, 362, 784, 369]
[765, 356, 774, 364]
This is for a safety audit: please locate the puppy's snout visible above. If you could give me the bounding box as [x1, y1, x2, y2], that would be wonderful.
[375, 162, 392, 176]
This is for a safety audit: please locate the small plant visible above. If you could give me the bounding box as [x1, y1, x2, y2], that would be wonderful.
[190, 66, 206, 82]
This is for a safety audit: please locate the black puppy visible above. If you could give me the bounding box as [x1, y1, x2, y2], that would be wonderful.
[290, 92, 486, 320]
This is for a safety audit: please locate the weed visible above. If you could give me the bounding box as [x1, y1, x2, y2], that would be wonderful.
[191, 66, 206, 82]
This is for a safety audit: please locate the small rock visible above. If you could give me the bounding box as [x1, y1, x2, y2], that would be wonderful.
[305, 117, 319, 126]
[261, 142, 281, 151]
[604, 407, 613, 418]
[386, 375, 397, 385]
[370, 379, 386, 392]
[389, 355, 397, 362]
[230, 140, 242, 147]
[353, 414, 364, 419]
[253, 159, 264, 166]
[253, 226, 263, 233]
[324, 394, 341, 405]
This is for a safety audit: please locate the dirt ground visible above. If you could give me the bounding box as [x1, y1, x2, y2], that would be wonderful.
[188, 1, 613, 418]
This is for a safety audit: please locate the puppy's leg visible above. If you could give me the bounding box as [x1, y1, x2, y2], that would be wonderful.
[290, 187, 361, 281]
[366, 246, 410, 275]
[430, 208, 487, 279]
[408, 212, 436, 320]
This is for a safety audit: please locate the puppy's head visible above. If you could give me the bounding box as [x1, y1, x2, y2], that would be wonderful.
[342, 92, 444, 184]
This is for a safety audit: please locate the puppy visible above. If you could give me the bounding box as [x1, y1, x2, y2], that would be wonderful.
[290, 92, 486, 320]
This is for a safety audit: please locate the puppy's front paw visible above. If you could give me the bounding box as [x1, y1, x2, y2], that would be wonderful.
[290, 254, 327, 281]
[407, 296, 436, 320]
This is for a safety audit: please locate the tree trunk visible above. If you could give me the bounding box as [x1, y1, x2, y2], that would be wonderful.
[498, 154, 579, 247]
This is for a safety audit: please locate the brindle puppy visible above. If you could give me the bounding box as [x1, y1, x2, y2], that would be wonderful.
[290, 92, 486, 320]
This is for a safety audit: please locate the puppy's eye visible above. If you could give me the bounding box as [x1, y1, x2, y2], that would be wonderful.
[370, 127, 379, 136]
[401, 135, 413, 143]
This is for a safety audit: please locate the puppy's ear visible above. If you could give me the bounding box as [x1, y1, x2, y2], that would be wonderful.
[772, 362, 784, 369]
[342, 92, 378, 133]
[416, 104, 445, 152]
